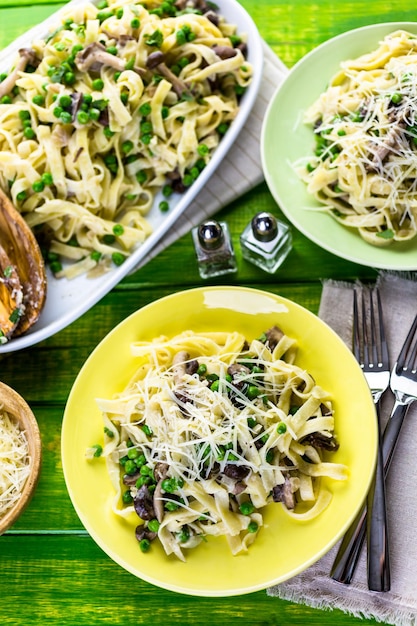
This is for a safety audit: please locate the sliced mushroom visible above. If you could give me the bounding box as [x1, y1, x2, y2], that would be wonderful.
[272, 475, 296, 510]
[75, 42, 147, 78]
[173, 350, 189, 384]
[135, 525, 157, 542]
[212, 46, 238, 60]
[264, 325, 284, 351]
[146, 52, 192, 98]
[301, 432, 340, 452]
[0, 48, 39, 99]
[0, 188, 46, 337]
[134, 484, 155, 520]
[223, 464, 250, 480]
[153, 463, 169, 522]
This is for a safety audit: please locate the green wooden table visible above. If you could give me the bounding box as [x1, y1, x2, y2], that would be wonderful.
[1, 0, 413, 623]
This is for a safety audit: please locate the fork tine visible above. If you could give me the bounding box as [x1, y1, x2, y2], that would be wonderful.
[360, 289, 370, 366]
[397, 314, 417, 372]
[375, 288, 389, 367]
[353, 289, 361, 363]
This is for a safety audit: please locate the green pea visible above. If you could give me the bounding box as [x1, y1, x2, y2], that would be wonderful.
[89, 107, 101, 122]
[161, 478, 177, 493]
[177, 526, 190, 543]
[23, 127, 36, 139]
[113, 224, 124, 236]
[141, 424, 153, 436]
[162, 184, 173, 197]
[140, 464, 153, 477]
[136, 170, 147, 184]
[139, 102, 151, 116]
[59, 94, 72, 108]
[159, 200, 169, 212]
[391, 92, 403, 104]
[139, 538, 151, 553]
[124, 459, 137, 475]
[92, 78, 104, 90]
[276, 421, 287, 434]
[50, 260, 63, 274]
[41, 172, 53, 185]
[122, 490, 133, 504]
[121, 140, 134, 154]
[60, 111, 72, 124]
[112, 252, 125, 266]
[127, 447, 140, 460]
[131, 18, 140, 29]
[32, 94, 45, 106]
[103, 126, 115, 138]
[32, 180, 45, 193]
[135, 475, 151, 488]
[16, 190, 27, 202]
[217, 122, 229, 135]
[18, 110, 31, 121]
[106, 46, 118, 56]
[64, 71, 76, 86]
[102, 233, 116, 244]
[148, 519, 160, 533]
[197, 363, 207, 376]
[247, 521, 258, 533]
[197, 143, 209, 156]
[0, 95, 12, 105]
[92, 444, 103, 457]
[239, 501, 255, 515]
[77, 110, 90, 124]
[210, 380, 220, 392]
[247, 385, 260, 400]
[164, 501, 179, 511]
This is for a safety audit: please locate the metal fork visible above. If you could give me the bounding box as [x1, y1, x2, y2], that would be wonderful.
[331, 312, 417, 586]
[381, 314, 417, 477]
[331, 287, 390, 591]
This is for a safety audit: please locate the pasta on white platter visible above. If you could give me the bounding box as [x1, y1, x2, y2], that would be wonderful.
[90, 326, 347, 561]
[297, 30, 417, 246]
[0, 0, 252, 278]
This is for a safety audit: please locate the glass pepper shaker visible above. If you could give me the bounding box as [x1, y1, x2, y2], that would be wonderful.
[240, 212, 292, 273]
[192, 220, 237, 279]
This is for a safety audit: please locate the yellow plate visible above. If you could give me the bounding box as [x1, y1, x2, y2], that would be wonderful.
[61, 286, 376, 596]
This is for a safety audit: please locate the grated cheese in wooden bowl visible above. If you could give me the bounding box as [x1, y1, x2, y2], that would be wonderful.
[0, 381, 41, 534]
[0, 408, 31, 517]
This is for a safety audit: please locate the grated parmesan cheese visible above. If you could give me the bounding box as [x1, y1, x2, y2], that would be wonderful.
[0, 408, 31, 518]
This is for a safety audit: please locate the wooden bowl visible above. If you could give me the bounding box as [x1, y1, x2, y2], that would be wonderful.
[0, 381, 41, 534]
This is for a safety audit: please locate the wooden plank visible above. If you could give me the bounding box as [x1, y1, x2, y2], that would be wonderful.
[0, 534, 376, 626]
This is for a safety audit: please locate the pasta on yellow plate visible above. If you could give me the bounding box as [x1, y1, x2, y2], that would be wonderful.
[90, 326, 347, 561]
[297, 30, 417, 246]
[0, 0, 252, 278]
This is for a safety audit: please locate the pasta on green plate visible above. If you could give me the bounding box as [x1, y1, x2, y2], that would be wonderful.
[91, 326, 347, 561]
[297, 30, 417, 246]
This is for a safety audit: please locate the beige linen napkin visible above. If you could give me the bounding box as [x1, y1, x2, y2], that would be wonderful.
[137, 41, 288, 266]
[268, 272, 417, 626]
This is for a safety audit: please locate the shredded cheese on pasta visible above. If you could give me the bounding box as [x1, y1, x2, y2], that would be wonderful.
[0, 409, 31, 518]
[93, 327, 347, 561]
[0, 0, 252, 278]
[297, 30, 417, 246]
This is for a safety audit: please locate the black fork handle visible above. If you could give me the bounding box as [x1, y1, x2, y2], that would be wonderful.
[331, 401, 409, 585]
[367, 423, 390, 591]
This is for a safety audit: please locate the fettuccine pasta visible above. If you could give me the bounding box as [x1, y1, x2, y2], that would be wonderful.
[297, 30, 417, 246]
[0, 0, 252, 278]
[90, 326, 347, 561]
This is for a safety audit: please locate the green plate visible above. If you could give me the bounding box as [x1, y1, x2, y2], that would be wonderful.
[261, 22, 417, 270]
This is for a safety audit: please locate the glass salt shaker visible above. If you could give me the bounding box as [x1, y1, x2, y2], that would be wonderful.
[240, 212, 292, 273]
[192, 220, 237, 279]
